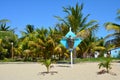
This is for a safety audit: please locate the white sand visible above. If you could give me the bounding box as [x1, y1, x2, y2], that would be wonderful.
[0, 62, 120, 80]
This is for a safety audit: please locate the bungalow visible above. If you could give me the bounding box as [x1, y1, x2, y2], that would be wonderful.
[110, 47, 120, 58]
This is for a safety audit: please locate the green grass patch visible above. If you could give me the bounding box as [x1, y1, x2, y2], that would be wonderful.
[0, 58, 15, 62]
[59, 57, 120, 63]
[74, 57, 105, 63]
[0, 57, 120, 63]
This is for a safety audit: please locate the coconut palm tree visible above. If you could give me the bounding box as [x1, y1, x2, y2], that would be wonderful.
[0, 29, 18, 59]
[98, 58, 112, 73]
[55, 23, 69, 36]
[20, 32, 38, 61]
[104, 9, 120, 47]
[25, 24, 35, 34]
[21, 24, 35, 39]
[78, 32, 106, 58]
[54, 44, 69, 60]
[0, 19, 12, 31]
[35, 28, 49, 59]
[0, 23, 11, 31]
[43, 59, 52, 73]
[55, 3, 98, 35]
[34, 27, 62, 60]
[17, 24, 37, 61]
[0, 19, 19, 59]
[0, 39, 8, 59]
[55, 3, 99, 58]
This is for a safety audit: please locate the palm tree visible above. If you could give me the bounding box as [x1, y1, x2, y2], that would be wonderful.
[104, 9, 120, 48]
[21, 24, 35, 38]
[34, 27, 62, 60]
[0, 19, 11, 31]
[0, 39, 8, 59]
[55, 23, 69, 36]
[78, 32, 106, 58]
[55, 3, 99, 58]
[18, 24, 37, 61]
[43, 59, 52, 73]
[55, 3, 98, 34]
[98, 58, 112, 73]
[105, 23, 120, 38]
[54, 44, 69, 60]
[20, 32, 38, 61]
[0, 23, 11, 31]
[0, 29, 18, 59]
[25, 24, 35, 34]
[35, 28, 49, 59]
[0, 19, 19, 59]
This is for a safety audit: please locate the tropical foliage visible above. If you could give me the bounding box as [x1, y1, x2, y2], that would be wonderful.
[0, 3, 119, 62]
[0, 19, 18, 59]
[104, 9, 120, 48]
[43, 59, 52, 73]
[98, 58, 112, 73]
[55, 3, 104, 58]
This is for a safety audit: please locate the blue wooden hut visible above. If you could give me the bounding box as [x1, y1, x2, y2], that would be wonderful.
[111, 47, 120, 58]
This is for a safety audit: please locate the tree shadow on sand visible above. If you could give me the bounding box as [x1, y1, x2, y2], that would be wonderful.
[97, 69, 117, 76]
[38, 71, 58, 76]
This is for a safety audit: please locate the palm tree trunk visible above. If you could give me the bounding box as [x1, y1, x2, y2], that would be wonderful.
[59, 53, 61, 60]
[83, 52, 87, 58]
[47, 67, 50, 73]
[83, 48, 89, 58]
[106, 68, 109, 73]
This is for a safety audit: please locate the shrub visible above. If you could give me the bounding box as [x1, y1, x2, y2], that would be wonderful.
[43, 59, 51, 73]
[98, 58, 112, 73]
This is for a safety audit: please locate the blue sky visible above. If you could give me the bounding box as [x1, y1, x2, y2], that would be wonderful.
[0, 0, 120, 38]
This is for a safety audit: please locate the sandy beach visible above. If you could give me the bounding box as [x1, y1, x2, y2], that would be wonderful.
[0, 62, 120, 80]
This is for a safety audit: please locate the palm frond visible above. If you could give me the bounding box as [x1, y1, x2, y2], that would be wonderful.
[93, 46, 105, 51]
[63, 7, 70, 15]
[54, 46, 62, 53]
[88, 24, 99, 32]
[54, 16, 70, 27]
[105, 22, 120, 32]
[0, 39, 2, 44]
[28, 41, 37, 47]
[0, 19, 10, 23]
[43, 59, 51, 73]
[38, 39, 44, 45]
[77, 29, 90, 38]
[98, 62, 105, 69]
[80, 14, 90, 27]
[117, 9, 120, 14]
[104, 33, 119, 39]
[116, 9, 120, 20]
